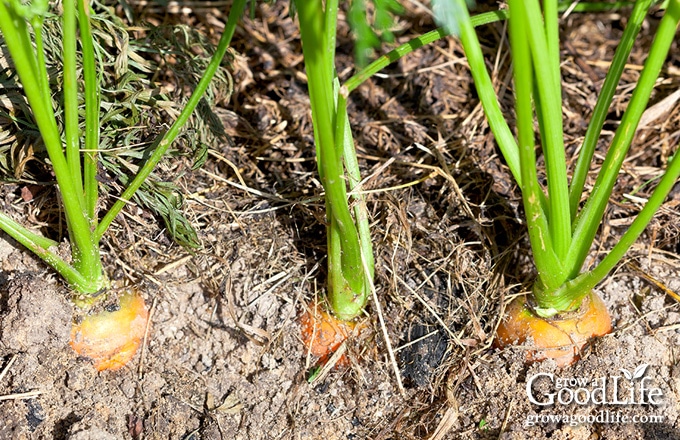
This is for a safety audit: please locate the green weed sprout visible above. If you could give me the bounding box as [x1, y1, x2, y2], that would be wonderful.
[0, 0, 247, 369]
[435, 0, 680, 364]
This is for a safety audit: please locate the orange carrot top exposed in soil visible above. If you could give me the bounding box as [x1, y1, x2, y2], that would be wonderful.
[495, 291, 612, 367]
[299, 301, 358, 367]
[70, 290, 149, 371]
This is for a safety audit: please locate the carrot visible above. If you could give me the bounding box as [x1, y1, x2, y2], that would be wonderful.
[299, 301, 359, 367]
[495, 291, 612, 367]
[70, 290, 149, 371]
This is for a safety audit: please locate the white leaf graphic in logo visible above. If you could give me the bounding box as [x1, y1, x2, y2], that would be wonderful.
[620, 368, 633, 380]
[633, 364, 649, 380]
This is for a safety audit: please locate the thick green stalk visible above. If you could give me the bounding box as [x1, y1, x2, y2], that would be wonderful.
[295, 0, 367, 320]
[565, 0, 680, 279]
[0, 2, 104, 292]
[521, 0, 571, 259]
[31, 5, 82, 257]
[343, 2, 634, 178]
[78, 0, 102, 223]
[337, 87, 374, 283]
[0, 211, 58, 250]
[62, 0, 97, 282]
[454, 2, 522, 186]
[31, 8, 52, 130]
[324, 0, 339, 90]
[508, 0, 565, 291]
[95, 0, 248, 241]
[568, 0, 653, 218]
[325, 0, 340, 169]
[6, 3, 42, 92]
[539, 141, 680, 316]
[0, 212, 90, 287]
[63, 0, 85, 208]
[333, 89, 372, 318]
[544, 0, 560, 101]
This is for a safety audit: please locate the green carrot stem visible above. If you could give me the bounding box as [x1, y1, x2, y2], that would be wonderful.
[566, 0, 680, 279]
[95, 0, 247, 241]
[326, 213, 352, 316]
[78, 0, 102, 224]
[508, 0, 565, 291]
[344, 27, 450, 94]
[568, 0, 653, 218]
[295, 0, 367, 317]
[330, 89, 370, 319]
[0, 2, 103, 288]
[520, 0, 571, 260]
[0, 211, 58, 250]
[62, 0, 93, 280]
[0, 212, 94, 291]
[343, 2, 635, 95]
[336, 84, 374, 281]
[538, 142, 680, 316]
[31, 14, 52, 130]
[31, 7, 77, 247]
[544, 0, 560, 98]
[455, 2, 522, 187]
[324, 0, 339, 89]
[12, 6, 42, 91]
[63, 0, 85, 209]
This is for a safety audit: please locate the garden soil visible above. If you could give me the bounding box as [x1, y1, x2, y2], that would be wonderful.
[2, 2, 680, 439]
